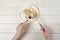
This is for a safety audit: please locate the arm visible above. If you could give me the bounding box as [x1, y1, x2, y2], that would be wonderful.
[39, 24, 50, 40]
[12, 23, 27, 40]
[12, 32, 22, 40]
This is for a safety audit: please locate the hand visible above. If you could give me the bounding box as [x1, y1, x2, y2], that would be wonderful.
[39, 24, 50, 40]
[12, 22, 27, 40]
[16, 23, 26, 35]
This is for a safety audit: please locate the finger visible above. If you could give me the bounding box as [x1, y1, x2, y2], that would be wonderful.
[39, 23, 47, 32]
[41, 24, 49, 33]
[39, 24, 44, 29]
[40, 24, 45, 29]
[39, 23, 45, 30]
[17, 23, 24, 27]
[20, 23, 24, 25]
[40, 24, 47, 30]
[20, 22, 25, 25]
[20, 22, 26, 28]
[38, 23, 44, 31]
[40, 27, 45, 32]
[40, 28, 45, 33]
[39, 24, 49, 33]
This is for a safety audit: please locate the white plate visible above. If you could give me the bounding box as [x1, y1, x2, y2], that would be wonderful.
[18, 4, 40, 23]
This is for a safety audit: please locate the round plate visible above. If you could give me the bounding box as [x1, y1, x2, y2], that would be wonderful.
[18, 4, 40, 23]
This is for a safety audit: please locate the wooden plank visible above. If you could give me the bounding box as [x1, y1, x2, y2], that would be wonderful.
[0, 0, 60, 8]
[38, 16, 60, 24]
[0, 23, 60, 34]
[22, 34, 60, 40]
[0, 34, 14, 40]
[0, 16, 20, 23]
[37, 0, 60, 6]
[0, 34, 60, 40]
[0, 6, 60, 16]
[0, 23, 16, 33]
[40, 7, 60, 16]
[0, 16, 60, 23]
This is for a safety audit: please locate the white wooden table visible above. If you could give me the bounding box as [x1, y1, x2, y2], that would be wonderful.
[0, 0, 60, 40]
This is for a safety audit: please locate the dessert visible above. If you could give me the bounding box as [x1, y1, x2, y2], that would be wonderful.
[23, 7, 37, 19]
